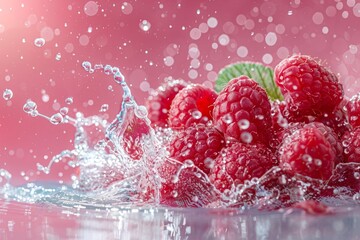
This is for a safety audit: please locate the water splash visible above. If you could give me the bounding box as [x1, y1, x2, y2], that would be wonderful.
[6, 61, 360, 210]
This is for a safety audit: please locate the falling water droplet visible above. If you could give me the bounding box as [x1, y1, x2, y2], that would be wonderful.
[82, 61, 92, 72]
[99, 104, 109, 112]
[139, 20, 151, 31]
[34, 38, 45, 47]
[65, 97, 73, 105]
[55, 53, 61, 61]
[3, 89, 13, 100]
[23, 100, 37, 113]
[60, 107, 69, 115]
[50, 113, 64, 125]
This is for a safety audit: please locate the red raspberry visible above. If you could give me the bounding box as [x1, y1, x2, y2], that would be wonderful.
[169, 124, 225, 174]
[279, 125, 335, 180]
[345, 93, 360, 128]
[168, 84, 218, 129]
[342, 127, 360, 163]
[208, 142, 277, 193]
[276, 122, 343, 165]
[212, 76, 272, 145]
[274, 54, 344, 116]
[145, 79, 187, 128]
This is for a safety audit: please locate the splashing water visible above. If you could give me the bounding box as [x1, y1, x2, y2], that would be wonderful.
[2, 62, 360, 211]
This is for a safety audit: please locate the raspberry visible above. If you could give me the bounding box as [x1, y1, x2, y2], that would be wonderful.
[345, 93, 360, 128]
[212, 76, 272, 145]
[168, 84, 218, 129]
[279, 125, 335, 180]
[342, 127, 360, 163]
[208, 142, 277, 193]
[169, 124, 225, 174]
[274, 54, 343, 116]
[276, 122, 343, 165]
[145, 79, 187, 127]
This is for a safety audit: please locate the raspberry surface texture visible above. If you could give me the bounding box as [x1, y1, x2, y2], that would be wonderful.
[274, 55, 343, 116]
[345, 93, 360, 129]
[208, 142, 277, 193]
[279, 125, 335, 180]
[169, 124, 225, 174]
[342, 127, 360, 163]
[212, 76, 272, 145]
[168, 84, 218, 129]
[145, 79, 188, 127]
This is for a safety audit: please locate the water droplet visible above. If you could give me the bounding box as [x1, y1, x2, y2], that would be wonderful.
[55, 53, 61, 61]
[99, 104, 109, 112]
[121, 2, 133, 15]
[204, 158, 215, 169]
[223, 114, 233, 124]
[191, 110, 202, 119]
[3, 89, 13, 100]
[314, 159, 322, 166]
[114, 72, 124, 84]
[354, 172, 360, 179]
[23, 100, 37, 113]
[191, 196, 199, 202]
[238, 119, 250, 130]
[171, 190, 178, 198]
[135, 105, 148, 118]
[65, 97, 73, 105]
[60, 107, 69, 115]
[139, 20, 151, 31]
[34, 38, 45, 47]
[82, 61, 92, 72]
[184, 160, 194, 168]
[353, 193, 360, 201]
[104, 65, 112, 75]
[302, 154, 313, 163]
[240, 132, 253, 144]
[50, 113, 63, 125]
[171, 175, 179, 184]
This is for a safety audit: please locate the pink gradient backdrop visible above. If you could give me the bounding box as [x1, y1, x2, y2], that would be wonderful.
[1, 0, 360, 184]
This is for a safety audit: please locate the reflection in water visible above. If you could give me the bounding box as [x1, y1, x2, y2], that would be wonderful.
[0, 199, 360, 240]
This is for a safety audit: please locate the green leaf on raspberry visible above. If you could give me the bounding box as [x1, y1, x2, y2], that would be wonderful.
[215, 62, 284, 101]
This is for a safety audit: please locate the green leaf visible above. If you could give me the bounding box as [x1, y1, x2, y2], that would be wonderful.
[215, 62, 283, 101]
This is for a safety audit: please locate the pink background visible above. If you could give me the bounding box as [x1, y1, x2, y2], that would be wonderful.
[1, 0, 360, 184]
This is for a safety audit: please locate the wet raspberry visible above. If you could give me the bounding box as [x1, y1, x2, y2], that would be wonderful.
[274, 54, 343, 116]
[279, 126, 335, 180]
[168, 84, 218, 129]
[212, 76, 272, 145]
[208, 142, 277, 193]
[145, 79, 188, 127]
[169, 124, 225, 174]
